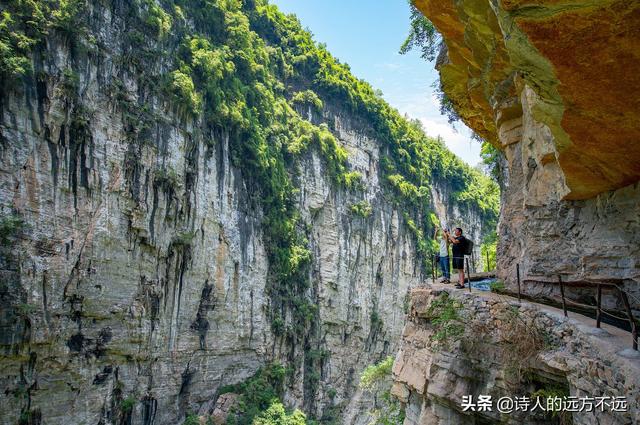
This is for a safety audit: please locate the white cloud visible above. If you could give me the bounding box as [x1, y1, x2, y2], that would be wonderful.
[418, 118, 482, 167]
[382, 85, 482, 167]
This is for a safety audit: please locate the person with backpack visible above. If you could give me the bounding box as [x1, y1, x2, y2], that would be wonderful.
[446, 227, 467, 289]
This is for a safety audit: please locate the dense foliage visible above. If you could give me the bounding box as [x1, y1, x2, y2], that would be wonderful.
[219, 363, 289, 425]
[424, 292, 464, 346]
[480, 230, 497, 272]
[480, 140, 504, 183]
[2, 0, 499, 420]
[359, 356, 394, 391]
[253, 402, 308, 425]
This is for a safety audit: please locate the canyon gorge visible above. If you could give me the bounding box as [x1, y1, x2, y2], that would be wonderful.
[392, 0, 640, 424]
[1, 0, 639, 424]
[0, 1, 495, 424]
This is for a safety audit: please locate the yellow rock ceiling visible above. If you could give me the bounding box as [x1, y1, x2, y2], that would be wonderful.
[414, 0, 640, 199]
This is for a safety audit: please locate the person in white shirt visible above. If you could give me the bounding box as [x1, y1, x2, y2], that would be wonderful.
[434, 227, 450, 283]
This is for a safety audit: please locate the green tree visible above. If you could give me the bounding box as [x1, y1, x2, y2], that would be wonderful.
[480, 140, 504, 183]
[399, 2, 440, 61]
[252, 401, 307, 425]
[359, 356, 405, 425]
[222, 364, 288, 425]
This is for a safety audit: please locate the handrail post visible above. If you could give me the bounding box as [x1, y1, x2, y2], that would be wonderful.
[516, 263, 522, 304]
[559, 275, 568, 317]
[456, 256, 467, 284]
[596, 283, 602, 328]
[471, 251, 476, 274]
[618, 287, 638, 351]
[465, 257, 471, 292]
[431, 255, 435, 284]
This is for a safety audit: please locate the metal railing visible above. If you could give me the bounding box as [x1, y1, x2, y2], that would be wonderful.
[427, 259, 639, 351]
[514, 264, 639, 351]
[430, 254, 493, 285]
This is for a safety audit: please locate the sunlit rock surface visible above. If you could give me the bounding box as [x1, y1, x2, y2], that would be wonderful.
[394, 286, 640, 424]
[415, 0, 640, 199]
[414, 0, 640, 303]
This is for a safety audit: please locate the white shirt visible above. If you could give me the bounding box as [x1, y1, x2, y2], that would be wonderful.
[439, 239, 449, 257]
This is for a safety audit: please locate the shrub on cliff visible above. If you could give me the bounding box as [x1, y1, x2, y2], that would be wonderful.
[359, 356, 394, 391]
[291, 89, 323, 114]
[221, 363, 288, 425]
[349, 200, 373, 218]
[253, 401, 307, 425]
[0, 0, 85, 78]
[425, 292, 464, 346]
[0, 213, 24, 246]
[359, 356, 405, 425]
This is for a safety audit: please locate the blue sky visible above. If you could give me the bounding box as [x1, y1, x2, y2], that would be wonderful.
[270, 0, 482, 167]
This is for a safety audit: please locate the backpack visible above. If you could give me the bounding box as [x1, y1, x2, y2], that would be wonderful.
[464, 238, 474, 255]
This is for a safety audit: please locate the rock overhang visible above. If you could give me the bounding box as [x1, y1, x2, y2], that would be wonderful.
[414, 0, 640, 200]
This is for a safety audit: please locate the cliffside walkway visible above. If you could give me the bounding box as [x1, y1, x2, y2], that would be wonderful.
[428, 281, 640, 361]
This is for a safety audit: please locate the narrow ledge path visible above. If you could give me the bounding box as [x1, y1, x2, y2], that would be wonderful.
[426, 281, 640, 369]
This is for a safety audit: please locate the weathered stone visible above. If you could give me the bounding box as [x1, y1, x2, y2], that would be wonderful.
[390, 382, 410, 403]
[415, 0, 640, 199]
[394, 287, 640, 425]
[210, 393, 239, 425]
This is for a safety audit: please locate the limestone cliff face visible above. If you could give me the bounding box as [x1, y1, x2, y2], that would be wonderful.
[414, 0, 640, 304]
[393, 287, 640, 425]
[0, 80, 415, 423]
[497, 88, 640, 307]
[0, 3, 493, 425]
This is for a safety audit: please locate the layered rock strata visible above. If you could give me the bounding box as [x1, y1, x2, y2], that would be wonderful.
[393, 286, 640, 424]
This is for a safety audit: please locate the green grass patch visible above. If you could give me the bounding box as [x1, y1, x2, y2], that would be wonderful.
[349, 200, 372, 218]
[425, 293, 465, 346]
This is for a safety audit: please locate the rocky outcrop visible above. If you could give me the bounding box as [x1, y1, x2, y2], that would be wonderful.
[497, 87, 640, 308]
[393, 286, 640, 424]
[415, 0, 640, 199]
[414, 0, 640, 305]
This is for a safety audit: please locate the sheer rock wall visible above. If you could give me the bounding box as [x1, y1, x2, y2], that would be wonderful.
[0, 3, 491, 424]
[0, 75, 414, 423]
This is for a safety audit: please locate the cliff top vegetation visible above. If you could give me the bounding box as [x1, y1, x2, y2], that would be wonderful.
[1, 0, 499, 421]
